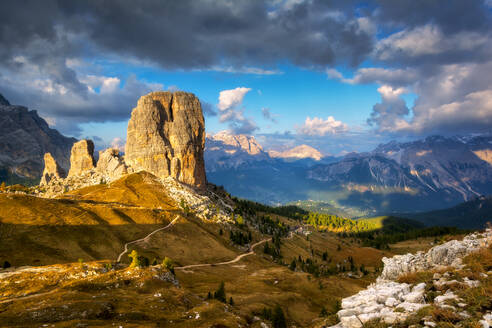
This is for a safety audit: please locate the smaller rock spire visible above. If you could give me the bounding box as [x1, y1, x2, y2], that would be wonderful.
[68, 139, 96, 177]
[40, 153, 65, 185]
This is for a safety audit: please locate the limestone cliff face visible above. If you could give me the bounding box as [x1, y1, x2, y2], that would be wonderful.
[125, 91, 206, 188]
[40, 153, 65, 185]
[68, 140, 96, 177]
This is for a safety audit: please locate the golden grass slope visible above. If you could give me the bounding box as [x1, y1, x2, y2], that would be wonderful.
[0, 172, 238, 266]
[0, 171, 406, 327]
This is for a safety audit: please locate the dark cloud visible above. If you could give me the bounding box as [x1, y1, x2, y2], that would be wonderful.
[201, 101, 217, 117]
[0, 0, 491, 138]
[0, 72, 161, 136]
[375, 0, 491, 34]
[1, 0, 374, 72]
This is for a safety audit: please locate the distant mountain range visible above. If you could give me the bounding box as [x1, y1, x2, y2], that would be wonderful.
[269, 144, 323, 161]
[1, 93, 491, 219]
[205, 131, 492, 215]
[0, 94, 76, 184]
[403, 196, 492, 229]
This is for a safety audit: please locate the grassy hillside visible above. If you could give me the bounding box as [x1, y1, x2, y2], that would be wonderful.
[0, 172, 472, 327]
[0, 172, 238, 267]
[0, 171, 393, 327]
[302, 213, 423, 234]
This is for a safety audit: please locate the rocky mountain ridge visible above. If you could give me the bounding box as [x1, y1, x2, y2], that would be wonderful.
[308, 135, 492, 203]
[205, 131, 271, 172]
[0, 94, 76, 181]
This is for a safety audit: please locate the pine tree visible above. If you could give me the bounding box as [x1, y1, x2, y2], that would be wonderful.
[272, 305, 287, 328]
[229, 297, 234, 306]
[289, 259, 296, 271]
[214, 281, 226, 303]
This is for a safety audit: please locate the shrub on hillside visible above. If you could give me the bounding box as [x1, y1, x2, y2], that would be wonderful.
[162, 257, 175, 274]
[128, 250, 140, 268]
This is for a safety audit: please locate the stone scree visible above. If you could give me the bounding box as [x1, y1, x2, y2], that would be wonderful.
[330, 229, 492, 328]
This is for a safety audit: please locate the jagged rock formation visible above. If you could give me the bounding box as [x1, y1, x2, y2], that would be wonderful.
[68, 140, 96, 177]
[96, 148, 127, 179]
[0, 94, 76, 180]
[211, 131, 264, 155]
[40, 153, 65, 185]
[205, 131, 271, 172]
[125, 91, 206, 189]
[330, 229, 492, 328]
[308, 136, 492, 205]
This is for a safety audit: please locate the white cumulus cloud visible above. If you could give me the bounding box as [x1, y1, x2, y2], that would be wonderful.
[216, 87, 257, 134]
[297, 116, 348, 136]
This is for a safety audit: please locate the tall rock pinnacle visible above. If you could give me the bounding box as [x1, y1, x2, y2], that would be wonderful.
[68, 140, 96, 177]
[125, 91, 206, 189]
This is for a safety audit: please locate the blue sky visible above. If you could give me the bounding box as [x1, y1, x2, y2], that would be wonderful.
[78, 62, 418, 155]
[1, 0, 490, 156]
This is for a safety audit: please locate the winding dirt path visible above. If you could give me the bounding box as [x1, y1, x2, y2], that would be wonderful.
[116, 215, 180, 262]
[175, 238, 271, 270]
[0, 289, 59, 305]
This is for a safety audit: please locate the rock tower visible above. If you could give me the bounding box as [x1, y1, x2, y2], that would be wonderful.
[125, 91, 206, 189]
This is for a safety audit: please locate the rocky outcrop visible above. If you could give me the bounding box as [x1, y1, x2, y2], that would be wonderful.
[96, 148, 127, 179]
[68, 140, 96, 177]
[40, 153, 65, 185]
[125, 91, 206, 189]
[331, 229, 492, 328]
[379, 232, 491, 281]
[0, 95, 76, 179]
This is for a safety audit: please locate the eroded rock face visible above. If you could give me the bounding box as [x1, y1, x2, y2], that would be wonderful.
[0, 95, 76, 179]
[68, 140, 96, 177]
[125, 91, 206, 188]
[40, 153, 65, 185]
[96, 148, 127, 179]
